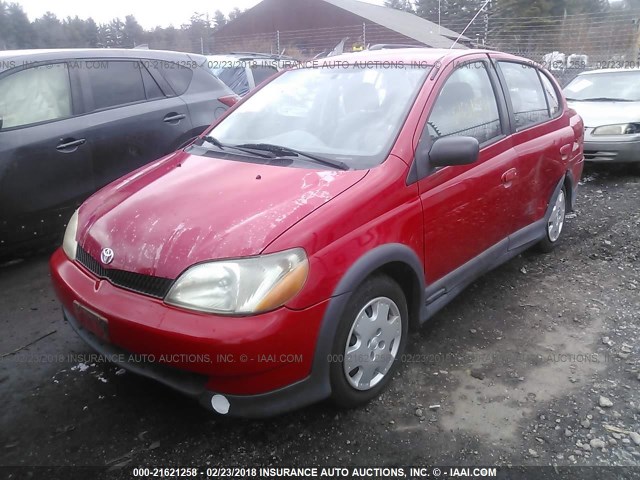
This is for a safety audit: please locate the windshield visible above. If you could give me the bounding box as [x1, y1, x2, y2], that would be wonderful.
[564, 71, 640, 101]
[208, 65, 429, 169]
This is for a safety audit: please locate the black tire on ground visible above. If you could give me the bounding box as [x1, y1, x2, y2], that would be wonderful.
[329, 274, 409, 409]
[537, 185, 568, 253]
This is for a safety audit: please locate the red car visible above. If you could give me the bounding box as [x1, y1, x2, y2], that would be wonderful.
[50, 48, 584, 417]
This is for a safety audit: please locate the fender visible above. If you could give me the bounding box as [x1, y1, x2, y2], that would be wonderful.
[547, 175, 567, 219]
[564, 169, 577, 212]
[309, 243, 426, 392]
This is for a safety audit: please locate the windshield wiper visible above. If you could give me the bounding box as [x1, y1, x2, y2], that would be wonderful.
[200, 136, 276, 159]
[234, 143, 349, 171]
[576, 97, 632, 102]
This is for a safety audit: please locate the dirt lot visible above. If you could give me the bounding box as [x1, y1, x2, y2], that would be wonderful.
[1, 164, 639, 476]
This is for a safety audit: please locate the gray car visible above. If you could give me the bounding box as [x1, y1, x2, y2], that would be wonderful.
[0, 48, 237, 259]
[564, 68, 640, 164]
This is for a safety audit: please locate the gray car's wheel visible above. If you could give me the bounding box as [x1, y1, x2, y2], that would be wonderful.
[537, 185, 567, 253]
[329, 274, 408, 408]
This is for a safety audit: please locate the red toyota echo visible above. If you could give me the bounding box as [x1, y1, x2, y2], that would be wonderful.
[50, 48, 584, 417]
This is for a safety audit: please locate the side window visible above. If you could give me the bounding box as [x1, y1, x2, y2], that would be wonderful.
[139, 64, 164, 100]
[427, 62, 502, 145]
[0, 63, 72, 129]
[250, 65, 278, 87]
[539, 72, 560, 117]
[156, 62, 193, 96]
[498, 62, 551, 129]
[84, 61, 146, 110]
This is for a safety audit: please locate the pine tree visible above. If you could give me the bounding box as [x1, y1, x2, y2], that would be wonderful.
[228, 8, 243, 21]
[384, 0, 416, 12]
[123, 15, 145, 48]
[213, 10, 227, 30]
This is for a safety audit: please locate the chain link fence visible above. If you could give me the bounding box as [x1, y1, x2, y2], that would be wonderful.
[147, 10, 640, 87]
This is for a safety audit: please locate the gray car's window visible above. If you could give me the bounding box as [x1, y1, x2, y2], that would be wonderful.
[0, 63, 72, 130]
[498, 62, 551, 129]
[85, 61, 146, 110]
[157, 62, 193, 96]
[427, 62, 502, 144]
[140, 64, 165, 100]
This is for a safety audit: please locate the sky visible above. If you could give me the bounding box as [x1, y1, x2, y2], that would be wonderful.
[14, 0, 387, 30]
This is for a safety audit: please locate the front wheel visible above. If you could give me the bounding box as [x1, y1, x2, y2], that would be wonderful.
[537, 185, 567, 253]
[329, 274, 408, 408]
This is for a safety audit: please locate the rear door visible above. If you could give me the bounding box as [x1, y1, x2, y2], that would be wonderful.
[414, 56, 517, 285]
[493, 58, 572, 233]
[174, 62, 234, 134]
[76, 59, 193, 190]
[0, 61, 94, 248]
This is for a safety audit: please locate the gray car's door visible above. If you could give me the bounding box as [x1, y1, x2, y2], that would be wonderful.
[76, 59, 193, 190]
[0, 62, 94, 251]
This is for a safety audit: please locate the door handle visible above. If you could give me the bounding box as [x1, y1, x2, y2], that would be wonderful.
[560, 144, 572, 160]
[501, 168, 518, 186]
[163, 113, 186, 123]
[56, 138, 86, 152]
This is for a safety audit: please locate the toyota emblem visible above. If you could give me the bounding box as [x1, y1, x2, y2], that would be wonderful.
[100, 247, 115, 265]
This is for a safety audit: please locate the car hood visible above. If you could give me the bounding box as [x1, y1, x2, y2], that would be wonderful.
[567, 100, 640, 128]
[78, 150, 367, 279]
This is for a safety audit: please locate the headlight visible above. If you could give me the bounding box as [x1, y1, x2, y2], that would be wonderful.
[592, 123, 640, 136]
[62, 210, 79, 260]
[165, 248, 309, 315]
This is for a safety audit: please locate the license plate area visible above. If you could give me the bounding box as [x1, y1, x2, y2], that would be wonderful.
[73, 301, 110, 342]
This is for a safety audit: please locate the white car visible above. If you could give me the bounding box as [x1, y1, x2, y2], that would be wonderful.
[564, 68, 640, 165]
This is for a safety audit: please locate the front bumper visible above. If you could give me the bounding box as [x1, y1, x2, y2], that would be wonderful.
[583, 136, 640, 163]
[50, 248, 331, 417]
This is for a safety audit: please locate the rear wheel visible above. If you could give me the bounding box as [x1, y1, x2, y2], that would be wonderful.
[329, 275, 408, 408]
[537, 185, 567, 253]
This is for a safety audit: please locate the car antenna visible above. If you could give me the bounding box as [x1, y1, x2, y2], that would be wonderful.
[450, 0, 492, 49]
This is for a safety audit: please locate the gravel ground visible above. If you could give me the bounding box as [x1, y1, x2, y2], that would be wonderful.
[1, 164, 639, 476]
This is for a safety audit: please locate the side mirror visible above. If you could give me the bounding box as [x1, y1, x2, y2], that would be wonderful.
[429, 136, 479, 168]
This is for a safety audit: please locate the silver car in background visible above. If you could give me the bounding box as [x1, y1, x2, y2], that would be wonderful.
[564, 68, 640, 164]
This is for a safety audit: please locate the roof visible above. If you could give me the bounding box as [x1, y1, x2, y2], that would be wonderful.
[320, 0, 470, 49]
[313, 47, 506, 66]
[0, 48, 206, 73]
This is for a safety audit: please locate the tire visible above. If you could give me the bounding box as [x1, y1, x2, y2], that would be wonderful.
[329, 274, 409, 408]
[537, 185, 567, 253]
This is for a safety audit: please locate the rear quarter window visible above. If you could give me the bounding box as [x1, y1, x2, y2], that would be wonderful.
[155, 61, 194, 96]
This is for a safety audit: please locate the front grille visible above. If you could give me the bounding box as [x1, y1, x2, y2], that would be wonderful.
[76, 246, 174, 299]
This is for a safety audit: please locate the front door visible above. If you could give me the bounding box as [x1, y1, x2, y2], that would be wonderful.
[414, 57, 518, 286]
[0, 62, 94, 251]
[75, 59, 192, 190]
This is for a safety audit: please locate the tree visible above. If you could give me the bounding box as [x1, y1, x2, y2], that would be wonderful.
[384, 0, 415, 12]
[123, 15, 144, 47]
[3, 2, 34, 49]
[414, 0, 487, 40]
[84, 18, 99, 47]
[33, 12, 66, 48]
[228, 7, 243, 21]
[213, 10, 227, 29]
